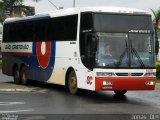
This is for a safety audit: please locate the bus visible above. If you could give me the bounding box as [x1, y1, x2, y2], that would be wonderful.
[2, 7, 156, 95]
[0, 26, 2, 57]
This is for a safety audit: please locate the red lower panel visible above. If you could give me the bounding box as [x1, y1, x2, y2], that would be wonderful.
[2, 52, 32, 56]
[95, 77, 156, 91]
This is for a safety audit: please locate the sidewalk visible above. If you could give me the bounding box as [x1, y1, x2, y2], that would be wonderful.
[0, 82, 40, 92]
[156, 83, 160, 89]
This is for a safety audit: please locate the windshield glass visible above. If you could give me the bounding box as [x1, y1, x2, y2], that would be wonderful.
[130, 34, 154, 67]
[94, 13, 153, 33]
[96, 33, 129, 67]
[95, 32, 155, 68]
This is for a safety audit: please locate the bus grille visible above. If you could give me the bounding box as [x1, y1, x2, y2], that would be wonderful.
[115, 73, 143, 76]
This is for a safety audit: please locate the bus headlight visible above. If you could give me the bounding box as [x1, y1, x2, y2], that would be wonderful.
[103, 81, 113, 86]
[146, 81, 155, 86]
[144, 73, 156, 77]
[97, 72, 115, 76]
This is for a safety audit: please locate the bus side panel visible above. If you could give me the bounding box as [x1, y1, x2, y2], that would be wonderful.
[47, 41, 79, 85]
[46, 41, 96, 90]
[2, 55, 19, 76]
[75, 67, 96, 91]
[28, 40, 56, 81]
[46, 41, 95, 91]
[2, 42, 33, 76]
[2, 41, 56, 82]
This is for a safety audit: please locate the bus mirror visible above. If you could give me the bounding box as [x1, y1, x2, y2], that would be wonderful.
[92, 35, 98, 52]
[155, 37, 159, 55]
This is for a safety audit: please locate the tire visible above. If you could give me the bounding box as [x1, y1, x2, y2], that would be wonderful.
[114, 90, 127, 95]
[13, 66, 20, 84]
[68, 71, 78, 94]
[20, 66, 28, 85]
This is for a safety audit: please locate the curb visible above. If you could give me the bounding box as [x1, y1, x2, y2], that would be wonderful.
[0, 88, 35, 92]
[156, 83, 160, 86]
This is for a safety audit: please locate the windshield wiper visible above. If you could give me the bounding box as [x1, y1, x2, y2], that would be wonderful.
[116, 39, 129, 67]
[131, 48, 145, 68]
[130, 39, 145, 68]
[116, 48, 128, 67]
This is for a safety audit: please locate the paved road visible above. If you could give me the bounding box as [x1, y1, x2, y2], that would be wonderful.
[0, 70, 160, 120]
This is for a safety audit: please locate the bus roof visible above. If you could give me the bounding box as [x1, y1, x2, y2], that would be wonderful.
[4, 6, 150, 23]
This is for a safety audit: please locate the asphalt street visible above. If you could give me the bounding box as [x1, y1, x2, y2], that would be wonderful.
[0, 70, 160, 120]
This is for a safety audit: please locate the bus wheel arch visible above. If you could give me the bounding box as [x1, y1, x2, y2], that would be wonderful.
[65, 67, 78, 94]
[20, 64, 28, 85]
[13, 63, 20, 84]
[114, 90, 127, 96]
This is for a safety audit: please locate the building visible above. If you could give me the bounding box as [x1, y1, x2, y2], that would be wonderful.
[4, 5, 35, 18]
[0, 2, 35, 21]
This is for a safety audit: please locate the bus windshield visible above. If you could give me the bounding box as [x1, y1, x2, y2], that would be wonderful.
[93, 13, 153, 33]
[80, 12, 155, 70]
[95, 33, 155, 68]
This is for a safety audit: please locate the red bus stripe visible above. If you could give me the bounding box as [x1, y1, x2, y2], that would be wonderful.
[2, 52, 32, 56]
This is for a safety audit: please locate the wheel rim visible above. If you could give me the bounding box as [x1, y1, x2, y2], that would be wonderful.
[21, 69, 27, 84]
[14, 69, 20, 83]
[22, 72, 26, 81]
[15, 71, 19, 80]
[70, 76, 77, 89]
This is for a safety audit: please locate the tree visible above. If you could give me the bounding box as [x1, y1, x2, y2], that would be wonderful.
[0, 0, 41, 25]
[151, 8, 160, 38]
[151, 8, 160, 56]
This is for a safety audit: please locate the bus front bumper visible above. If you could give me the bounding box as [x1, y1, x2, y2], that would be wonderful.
[95, 77, 156, 91]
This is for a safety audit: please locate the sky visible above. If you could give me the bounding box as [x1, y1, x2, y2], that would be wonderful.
[24, 0, 160, 13]
[0, 0, 159, 27]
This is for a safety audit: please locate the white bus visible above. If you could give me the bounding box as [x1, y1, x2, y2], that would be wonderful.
[0, 26, 2, 56]
[2, 7, 156, 95]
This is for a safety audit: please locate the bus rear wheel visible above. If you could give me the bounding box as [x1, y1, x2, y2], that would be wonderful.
[20, 66, 28, 85]
[13, 66, 20, 84]
[68, 71, 78, 94]
[114, 90, 127, 95]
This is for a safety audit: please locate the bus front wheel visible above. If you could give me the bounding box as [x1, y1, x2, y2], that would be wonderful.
[114, 90, 127, 95]
[20, 66, 28, 85]
[68, 71, 78, 94]
[13, 66, 20, 84]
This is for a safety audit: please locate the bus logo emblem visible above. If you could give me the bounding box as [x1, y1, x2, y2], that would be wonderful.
[128, 73, 132, 76]
[36, 41, 51, 69]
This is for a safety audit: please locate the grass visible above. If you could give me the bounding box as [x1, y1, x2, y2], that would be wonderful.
[156, 78, 160, 83]
[0, 60, 2, 68]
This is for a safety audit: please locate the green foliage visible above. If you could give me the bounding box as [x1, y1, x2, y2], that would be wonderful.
[151, 8, 160, 56]
[151, 9, 160, 35]
[156, 61, 160, 80]
[155, 62, 160, 82]
[0, 0, 40, 24]
[0, 60, 2, 69]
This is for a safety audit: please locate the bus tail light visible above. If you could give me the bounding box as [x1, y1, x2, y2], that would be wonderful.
[145, 81, 155, 86]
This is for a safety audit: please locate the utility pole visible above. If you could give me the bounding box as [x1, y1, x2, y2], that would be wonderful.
[73, 0, 75, 8]
[47, 0, 59, 10]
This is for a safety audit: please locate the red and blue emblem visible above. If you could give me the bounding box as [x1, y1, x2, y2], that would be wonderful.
[36, 41, 51, 69]
[26, 40, 56, 81]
